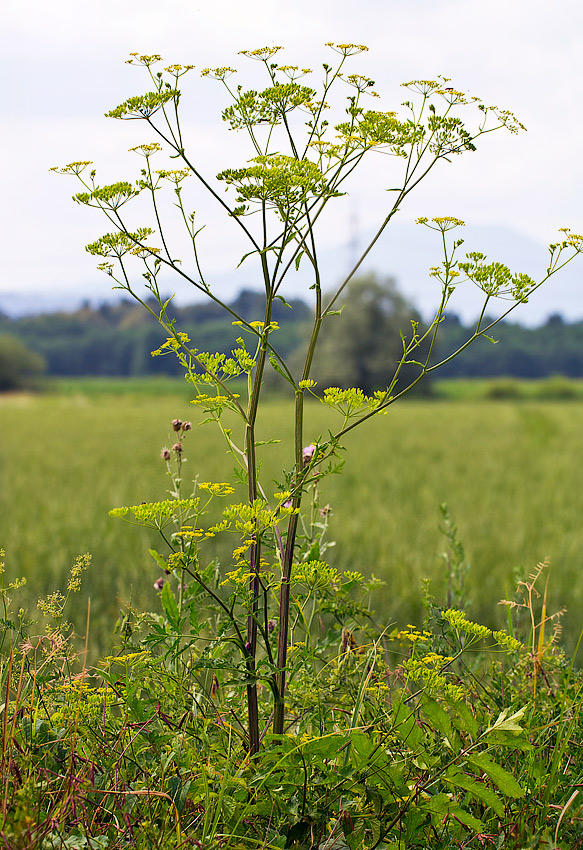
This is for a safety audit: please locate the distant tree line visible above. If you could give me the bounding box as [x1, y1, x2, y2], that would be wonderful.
[2, 281, 583, 391]
[435, 312, 583, 379]
[0, 290, 310, 381]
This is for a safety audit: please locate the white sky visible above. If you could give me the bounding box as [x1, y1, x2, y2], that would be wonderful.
[2, 0, 583, 318]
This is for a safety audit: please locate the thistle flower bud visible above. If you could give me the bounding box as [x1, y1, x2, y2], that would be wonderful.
[171, 418, 182, 432]
[160, 448, 171, 461]
[172, 442, 183, 454]
[302, 444, 316, 464]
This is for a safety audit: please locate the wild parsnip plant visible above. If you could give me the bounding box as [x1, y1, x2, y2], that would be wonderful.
[51, 44, 583, 756]
[14, 41, 580, 848]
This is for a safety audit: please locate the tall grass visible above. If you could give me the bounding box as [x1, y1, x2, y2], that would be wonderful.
[2, 385, 583, 655]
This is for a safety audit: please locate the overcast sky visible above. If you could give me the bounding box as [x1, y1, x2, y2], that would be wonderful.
[3, 0, 583, 319]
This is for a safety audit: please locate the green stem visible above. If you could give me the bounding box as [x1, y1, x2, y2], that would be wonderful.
[244, 249, 275, 755]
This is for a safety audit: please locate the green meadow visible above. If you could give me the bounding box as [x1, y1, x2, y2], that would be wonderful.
[2, 378, 583, 656]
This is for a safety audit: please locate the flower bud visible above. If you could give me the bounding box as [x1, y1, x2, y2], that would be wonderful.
[182, 421, 192, 431]
[160, 448, 171, 461]
[302, 444, 316, 465]
[172, 442, 183, 454]
[153, 577, 165, 591]
[171, 418, 182, 432]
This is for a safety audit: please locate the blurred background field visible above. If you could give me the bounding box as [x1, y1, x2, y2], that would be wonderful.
[2, 376, 583, 658]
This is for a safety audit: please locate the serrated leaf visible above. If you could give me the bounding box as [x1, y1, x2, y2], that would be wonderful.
[444, 768, 505, 817]
[370, 816, 382, 843]
[469, 752, 524, 798]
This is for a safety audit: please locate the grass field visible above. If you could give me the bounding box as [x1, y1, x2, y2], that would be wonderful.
[2, 378, 583, 656]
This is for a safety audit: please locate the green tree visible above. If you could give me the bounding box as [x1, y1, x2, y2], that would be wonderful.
[311, 272, 427, 393]
[0, 333, 46, 391]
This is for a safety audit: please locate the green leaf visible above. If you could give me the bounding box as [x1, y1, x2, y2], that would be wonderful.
[237, 249, 258, 268]
[483, 730, 532, 750]
[422, 698, 459, 751]
[447, 805, 485, 832]
[486, 705, 526, 734]
[444, 768, 505, 818]
[468, 752, 524, 798]
[304, 541, 320, 562]
[369, 815, 382, 844]
[294, 250, 304, 271]
[149, 549, 167, 570]
[423, 792, 485, 833]
[168, 776, 191, 813]
[161, 582, 181, 631]
[302, 733, 345, 759]
[447, 699, 478, 740]
[268, 352, 297, 388]
[349, 731, 375, 760]
[393, 701, 424, 751]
